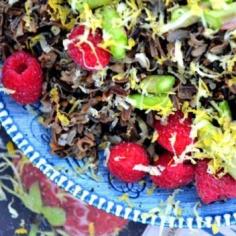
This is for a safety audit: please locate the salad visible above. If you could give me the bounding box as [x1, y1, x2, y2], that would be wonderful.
[1, 0, 236, 204]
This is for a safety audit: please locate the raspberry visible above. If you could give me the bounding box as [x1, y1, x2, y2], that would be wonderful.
[2, 51, 43, 104]
[108, 142, 149, 183]
[151, 153, 195, 189]
[67, 25, 110, 71]
[195, 161, 236, 204]
[154, 111, 193, 155]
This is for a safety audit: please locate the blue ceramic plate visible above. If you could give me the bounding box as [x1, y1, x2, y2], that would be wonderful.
[1, 93, 236, 229]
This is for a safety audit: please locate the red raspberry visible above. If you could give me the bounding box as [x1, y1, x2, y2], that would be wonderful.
[67, 25, 110, 71]
[154, 111, 193, 155]
[108, 142, 149, 183]
[2, 51, 43, 105]
[195, 161, 236, 204]
[151, 153, 195, 189]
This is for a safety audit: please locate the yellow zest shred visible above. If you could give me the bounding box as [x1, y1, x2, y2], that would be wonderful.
[57, 111, 70, 126]
[6, 141, 15, 155]
[15, 227, 28, 235]
[118, 193, 133, 208]
[129, 67, 139, 90]
[155, 55, 170, 66]
[27, 34, 44, 51]
[50, 87, 60, 103]
[228, 77, 236, 87]
[48, 0, 76, 30]
[226, 55, 236, 72]
[188, 0, 203, 17]
[143, 8, 160, 39]
[118, 0, 143, 31]
[23, 0, 35, 32]
[211, 221, 219, 235]
[88, 222, 95, 236]
[50, 87, 70, 127]
[80, 4, 103, 32]
[112, 73, 126, 81]
[127, 38, 136, 49]
[194, 79, 212, 108]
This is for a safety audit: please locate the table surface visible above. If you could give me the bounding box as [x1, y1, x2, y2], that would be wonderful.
[0, 127, 235, 236]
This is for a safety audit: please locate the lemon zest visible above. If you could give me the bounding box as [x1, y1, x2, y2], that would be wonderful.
[88, 222, 95, 236]
[80, 4, 103, 32]
[57, 111, 70, 126]
[6, 141, 15, 155]
[15, 227, 28, 235]
[226, 55, 236, 72]
[212, 221, 220, 234]
[118, 193, 133, 208]
[48, 0, 76, 30]
[118, 0, 143, 31]
[228, 77, 236, 87]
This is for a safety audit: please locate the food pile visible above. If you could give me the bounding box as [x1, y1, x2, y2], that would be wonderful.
[1, 0, 236, 204]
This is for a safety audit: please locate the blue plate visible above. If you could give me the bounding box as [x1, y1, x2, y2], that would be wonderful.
[1, 93, 236, 229]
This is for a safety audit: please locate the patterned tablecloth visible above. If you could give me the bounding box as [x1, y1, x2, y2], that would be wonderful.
[0, 126, 234, 236]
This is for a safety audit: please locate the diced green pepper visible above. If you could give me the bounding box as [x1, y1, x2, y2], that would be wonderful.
[204, 3, 236, 29]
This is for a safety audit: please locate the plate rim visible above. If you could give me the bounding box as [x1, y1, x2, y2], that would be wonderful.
[0, 98, 235, 229]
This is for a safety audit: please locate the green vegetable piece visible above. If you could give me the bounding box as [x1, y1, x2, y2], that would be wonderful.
[198, 120, 220, 141]
[23, 182, 42, 214]
[101, 6, 128, 60]
[140, 75, 176, 95]
[29, 224, 38, 236]
[166, 1, 236, 32]
[204, 3, 236, 29]
[127, 94, 173, 112]
[160, 7, 199, 33]
[85, 0, 113, 9]
[171, 6, 190, 21]
[42, 206, 66, 226]
[227, 160, 236, 179]
[70, 0, 113, 11]
[203, 0, 234, 6]
[218, 100, 232, 119]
